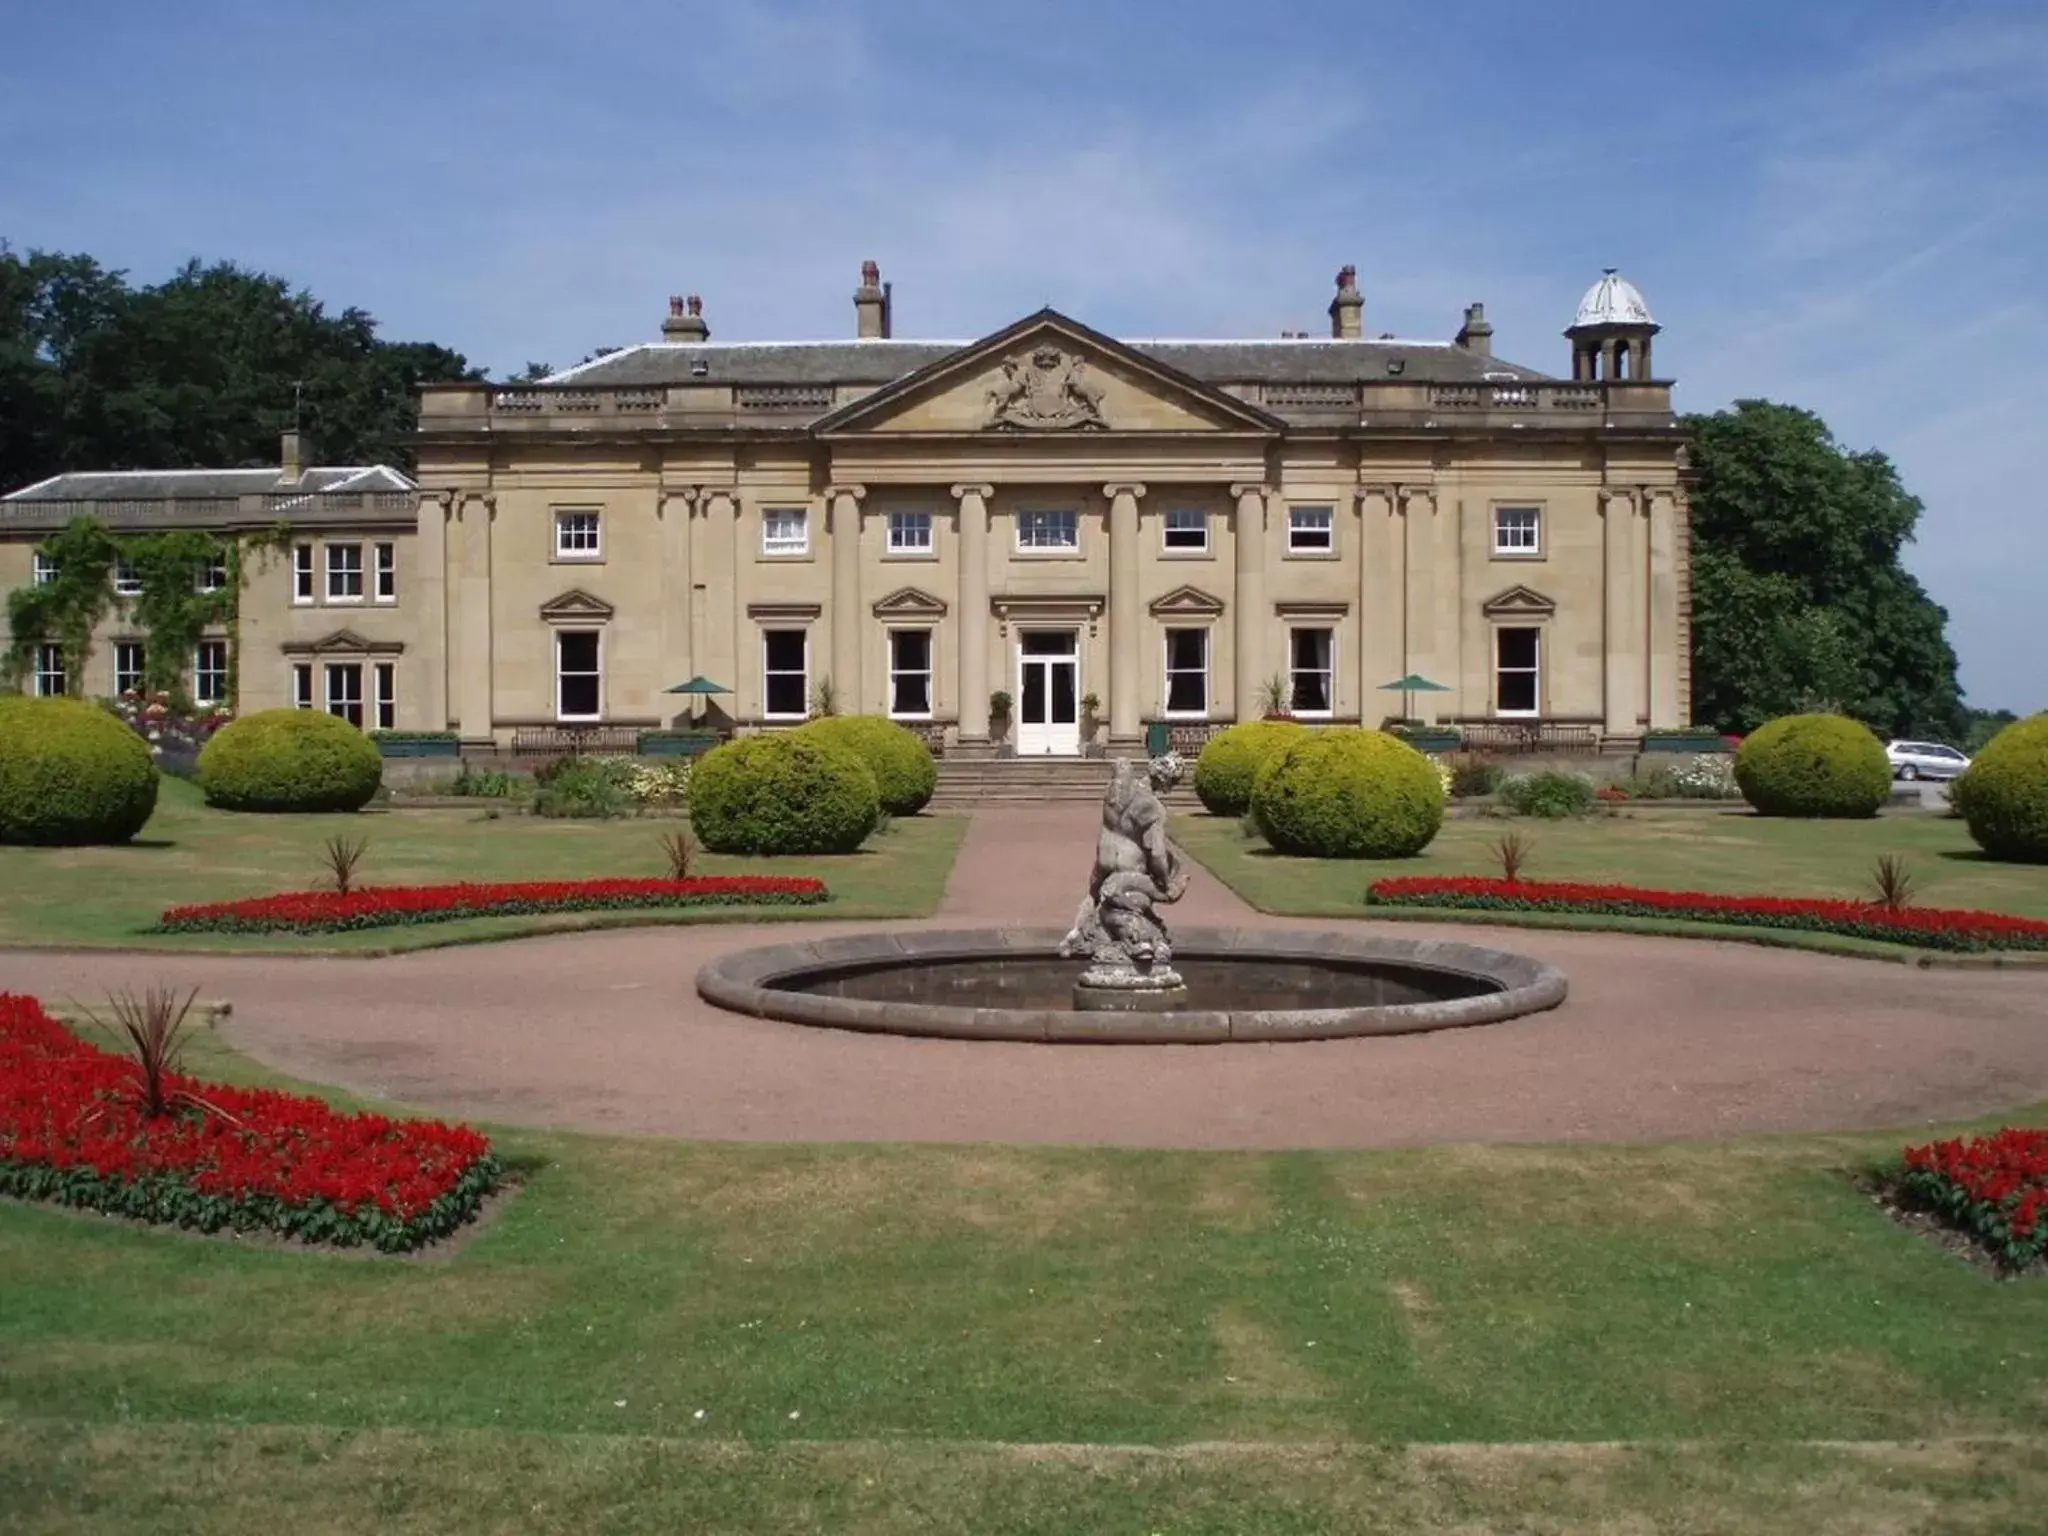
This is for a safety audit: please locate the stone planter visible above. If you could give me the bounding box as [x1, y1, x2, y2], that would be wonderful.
[1642, 735, 1728, 754]
[375, 738, 461, 758]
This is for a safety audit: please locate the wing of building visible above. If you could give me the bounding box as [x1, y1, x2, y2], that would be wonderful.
[3, 263, 1688, 754]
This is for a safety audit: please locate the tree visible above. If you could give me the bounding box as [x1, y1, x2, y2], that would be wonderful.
[0, 246, 480, 490]
[1686, 400, 1965, 741]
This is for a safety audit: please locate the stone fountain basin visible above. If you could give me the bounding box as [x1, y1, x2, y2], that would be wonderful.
[695, 927, 1567, 1044]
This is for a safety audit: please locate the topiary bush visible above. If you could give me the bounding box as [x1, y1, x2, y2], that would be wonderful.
[1951, 713, 2048, 863]
[1192, 719, 1304, 817]
[690, 732, 880, 854]
[1249, 728, 1445, 859]
[0, 695, 158, 845]
[197, 709, 382, 813]
[1497, 770, 1599, 819]
[1733, 712, 1891, 818]
[795, 715, 936, 816]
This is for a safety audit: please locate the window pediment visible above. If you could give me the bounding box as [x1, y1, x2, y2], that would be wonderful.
[1274, 599, 1350, 620]
[872, 586, 948, 619]
[747, 601, 823, 623]
[1149, 583, 1225, 618]
[1482, 583, 1556, 618]
[281, 629, 404, 657]
[539, 588, 615, 623]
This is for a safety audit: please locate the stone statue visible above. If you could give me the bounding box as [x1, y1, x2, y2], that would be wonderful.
[1061, 754, 1189, 1002]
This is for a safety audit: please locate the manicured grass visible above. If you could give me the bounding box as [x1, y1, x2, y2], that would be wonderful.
[0, 777, 966, 952]
[3, 1023, 2047, 1531]
[1178, 807, 2048, 957]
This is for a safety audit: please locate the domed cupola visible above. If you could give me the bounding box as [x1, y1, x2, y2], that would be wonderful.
[1566, 268, 1659, 381]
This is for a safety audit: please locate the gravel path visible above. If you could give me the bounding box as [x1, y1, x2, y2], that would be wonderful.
[5, 806, 2043, 1149]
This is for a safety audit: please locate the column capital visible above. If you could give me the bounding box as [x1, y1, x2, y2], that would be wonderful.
[456, 489, 497, 515]
[1601, 486, 1639, 513]
[949, 482, 994, 501]
[417, 487, 453, 509]
[1102, 482, 1147, 501]
[1398, 485, 1434, 510]
[825, 483, 867, 502]
[1359, 481, 1401, 501]
[658, 484, 701, 502]
[1228, 482, 1269, 501]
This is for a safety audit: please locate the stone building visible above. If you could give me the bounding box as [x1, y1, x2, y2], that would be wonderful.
[1, 264, 1689, 755]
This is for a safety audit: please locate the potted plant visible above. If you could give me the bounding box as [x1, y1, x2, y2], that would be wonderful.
[989, 690, 1013, 751]
[807, 676, 840, 718]
[1079, 691, 1102, 743]
[1257, 673, 1293, 721]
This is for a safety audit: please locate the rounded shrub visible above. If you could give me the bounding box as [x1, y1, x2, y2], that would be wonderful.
[1192, 719, 1305, 817]
[1951, 713, 2048, 863]
[197, 708, 382, 813]
[1733, 713, 1890, 818]
[1249, 728, 1446, 859]
[0, 695, 158, 845]
[690, 732, 880, 855]
[1497, 770, 1598, 819]
[795, 715, 937, 816]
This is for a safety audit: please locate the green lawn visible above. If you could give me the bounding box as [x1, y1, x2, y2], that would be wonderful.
[1178, 807, 2048, 954]
[0, 776, 967, 952]
[3, 1024, 2046, 1532]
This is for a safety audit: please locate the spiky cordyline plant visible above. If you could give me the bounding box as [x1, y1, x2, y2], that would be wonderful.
[1492, 831, 1535, 884]
[659, 830, 694, 881]
[323, 833, 369, 895]
[74, 984, 236, 1123]
[1870, 853, 1916, 912]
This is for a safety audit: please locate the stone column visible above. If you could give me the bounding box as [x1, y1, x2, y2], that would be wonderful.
[952, 483, 993, 752]
[416, 491, 451, 729]
[659, 487, 695, 721]
[828, 484, 865, 711]
[1645, 488, 1680, 728]
[1105, 482, 1146, 750]
[702, 489, 740, 718]
[1400, 488, 1437, 723]
[1359, 485, 1402, 728]
[1602, 489, 1641, 735]
[456, 490, 494, 742]
[1230, 483, 1266, 720]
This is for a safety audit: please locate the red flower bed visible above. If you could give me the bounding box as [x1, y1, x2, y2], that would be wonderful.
[1900, 1128, 2048, 1269]
[0, 994, 497, 1251]
[1363, 876, 2048, 953]
[156, 875, 831, 935]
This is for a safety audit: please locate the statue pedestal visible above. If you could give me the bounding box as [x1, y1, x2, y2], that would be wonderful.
[1073, 964, 1188, 1013]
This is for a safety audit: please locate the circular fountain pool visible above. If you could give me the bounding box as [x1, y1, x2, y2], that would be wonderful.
[696, 927, 1567, 1044]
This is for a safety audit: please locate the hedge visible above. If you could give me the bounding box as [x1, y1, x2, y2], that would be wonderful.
[0, 694, 158, 845]
[1733, 713, 1891, 818]
[690, 732, 881, 854]
[1250, 728, 1445, 858]
[796, 715, 937, 815]
[1951, 713, 2048, 863]
[198, 709, 383, 813]
[1192, 719, 1304, 816]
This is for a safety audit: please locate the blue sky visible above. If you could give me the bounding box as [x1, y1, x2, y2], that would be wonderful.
[4, 1, 2043, 710]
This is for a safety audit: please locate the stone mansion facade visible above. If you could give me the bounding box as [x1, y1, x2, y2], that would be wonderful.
[1, 264, 1689, 755]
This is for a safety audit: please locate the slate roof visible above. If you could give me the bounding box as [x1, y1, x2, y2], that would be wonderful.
[542, 337, 1553, 389]
[3, 465, 414, 502]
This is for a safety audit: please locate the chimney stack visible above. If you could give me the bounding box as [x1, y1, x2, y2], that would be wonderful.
[279, 429, 312, 482]
[1456, 302, 1493, 357]
[1328, 265, 1364, 339]
[855, 260, 888, 339]
[662, 293, 710, 342]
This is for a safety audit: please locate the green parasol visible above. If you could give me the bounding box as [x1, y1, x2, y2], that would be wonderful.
[664, 675, 732, 726]
[1377, 672, 1451, 726]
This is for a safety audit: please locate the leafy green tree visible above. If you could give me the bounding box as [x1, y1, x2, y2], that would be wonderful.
[1686, 400, 1964, 741]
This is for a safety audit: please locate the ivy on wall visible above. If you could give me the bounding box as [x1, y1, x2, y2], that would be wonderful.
[5, 516, 294, 706]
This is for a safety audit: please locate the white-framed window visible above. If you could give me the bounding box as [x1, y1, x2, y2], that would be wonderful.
[292, 543, 314, 603]
[324, 662, 363, 727]
[1017, 508, 1079, 550]
[373, 541, 397, 601]
[888, 629, 932, 718]
[555, 509, 601, 560]
[113, 555, 142, 597]
[115, 641, 146, 696]
[291, 663, 313, 709]
[1494, 505, 1541, 556]
[556, 631, 602, 721]
[1163, 508, 1209, 552]
[1164, 627, 1209, 716]
[1287, 505, 1334, 553]
[1496, 626, 1541, 717]
[373, 661, 396, 731]
[32, 552, 57, 586]
[325, 542, 363, 602]
[197, 551, 228, 593]
[193, 640, 229, 707]
[762, 507, 809, 556]
[762, 628, 809, 719]
[33, 643, 65, 697]
[1290, 627, 1334, 716]
[887, 511, 933, 553]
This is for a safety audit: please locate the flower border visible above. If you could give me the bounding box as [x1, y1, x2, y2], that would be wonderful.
[1899, 1128, 2048, 1269]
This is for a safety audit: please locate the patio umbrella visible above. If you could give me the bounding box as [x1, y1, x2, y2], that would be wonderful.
[664, 675, 732, 726]
[1377, 672, 1450, 725]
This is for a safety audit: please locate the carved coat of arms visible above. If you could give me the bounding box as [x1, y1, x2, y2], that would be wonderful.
[983, 346, 1108, 430]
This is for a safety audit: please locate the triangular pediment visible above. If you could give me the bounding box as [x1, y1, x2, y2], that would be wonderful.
[813, 310, 1283, 438]
[539, 588, 616, 622]
[872, 585, 948, 618]
[1149, 583, 1226, 618]
[281, 628, 405, 657]
[1481, 583, 1556, 617]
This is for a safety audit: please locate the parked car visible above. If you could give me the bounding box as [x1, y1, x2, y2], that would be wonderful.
[1884, 740, 1971, 781]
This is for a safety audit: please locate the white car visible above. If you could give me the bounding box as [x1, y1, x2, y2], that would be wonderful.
[1885, 740, 1971, 782]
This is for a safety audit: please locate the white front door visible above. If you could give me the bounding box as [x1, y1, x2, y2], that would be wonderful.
[1016, 629, 1081, 755]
